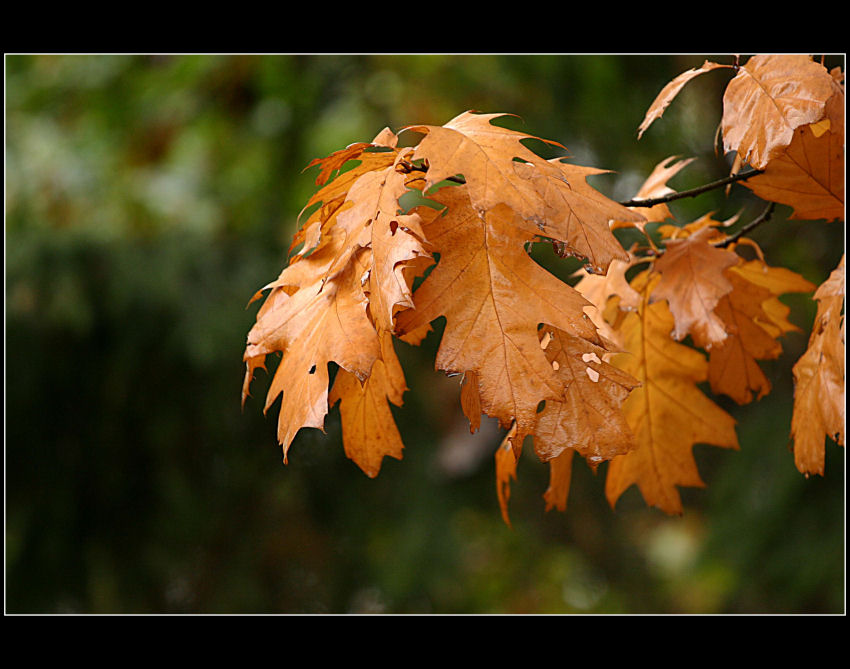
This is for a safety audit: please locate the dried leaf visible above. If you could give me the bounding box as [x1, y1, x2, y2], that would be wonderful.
[722, 55, 836, 169]
[650, 226, 740, 348]
[495, 424, 519, 526]
[543, 449, 575, 513]
[743, 82, 844, 222]
[245, 249, 382, 460]
[329, 332, 407, 477]
[605, 271, 739, 514]
[409, 111, 642, 273]
[791, 254, 845, 475]
[395, 184, 604, 450]
[533, 327, 638, 465]
[637, 61, 731, 139]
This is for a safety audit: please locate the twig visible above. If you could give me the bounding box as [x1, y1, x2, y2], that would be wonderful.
[619, 168, 764, 208]
[713, 202, 775, 248]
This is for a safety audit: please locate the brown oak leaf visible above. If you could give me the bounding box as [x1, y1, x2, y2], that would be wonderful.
[395, 184, 607, 451]
[605, 271, 739, 514]
[791, 254, 845, 476]
[744, 81, 844, 222]
[650, 226, 740, 348]
[722, 54, 836, 169]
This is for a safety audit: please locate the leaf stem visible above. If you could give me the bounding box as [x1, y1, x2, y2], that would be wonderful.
[619, 168, 763, 208]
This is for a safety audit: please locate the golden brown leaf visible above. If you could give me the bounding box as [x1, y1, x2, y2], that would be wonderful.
[543, 449, 575, 513]
[650, 226, 740, 348]
[572, 256, 642, 348]
[721, 55, 836, 169]
[395, 184, 604, 450]
[408, 111, 642, 273]
[495, 424, 519, 526]
[335, 153, 433, 333]
[244, 249, 382, 460]
[743, 82, 844, 222]
[705, 255, 816, 405]
[605, 271, 739, 514]
[460, 370, 482, 434]
[791, 254, 845, 475]
[728, 253, 816, 338]
[637, 61, 731, 139]
[706, 271, 783, 404]
[533, 327, 638, 465]
[329, 332, 407, 477]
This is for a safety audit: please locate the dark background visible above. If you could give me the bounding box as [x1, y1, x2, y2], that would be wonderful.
[5, 53, 845, 614]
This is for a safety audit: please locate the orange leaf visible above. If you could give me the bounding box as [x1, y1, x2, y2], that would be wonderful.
[329, 332, 407, 478]
[706, 270, 783, 404]
[533, 327, 638, 465]
[543, 449, 575, 513]
[408, 111, 642, 273]
[605, 271, 739, 514]
[791, 254, 845, 476]
[245, 250, 382, 460]
[743, 83, 844, 222]
[637, 61, 731, 139]
[650, 226, 740, 348]
[722, 55, 836, 169]
[395, 184, 604, 450]
[495, 424, 519, 527]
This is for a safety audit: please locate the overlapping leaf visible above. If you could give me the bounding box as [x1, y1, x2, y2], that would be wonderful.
[394, 184, 610, 449]
[649, 226, 740, 348]
[744, 79, 844, 222]
[604, 271, 739, 514]
[721, 54, 836, 169]
[707, 252, 815, 404]
[408, 111, 643, 273]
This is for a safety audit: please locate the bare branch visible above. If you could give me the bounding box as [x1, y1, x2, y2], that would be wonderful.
[620, 168, 764, 208]
[713, 202, 775, 248]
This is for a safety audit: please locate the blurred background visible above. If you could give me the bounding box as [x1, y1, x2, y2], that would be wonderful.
[5, 53, 845, 614]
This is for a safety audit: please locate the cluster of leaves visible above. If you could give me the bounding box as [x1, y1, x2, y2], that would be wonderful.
[243, 54, 844, 523]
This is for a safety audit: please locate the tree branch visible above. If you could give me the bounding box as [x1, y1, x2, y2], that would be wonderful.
[713, 202, 775, 248]
[619, 168, 764, 208]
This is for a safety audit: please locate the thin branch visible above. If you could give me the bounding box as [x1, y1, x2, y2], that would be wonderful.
[713, 202, 775, 248]
[619, 168, 764, 208]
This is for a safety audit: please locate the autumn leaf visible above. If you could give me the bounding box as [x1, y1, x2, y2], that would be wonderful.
[729, 249, 817, 338]
[572, 256, 642, 348]
[329, 331, 408, 477]
[791, 254, 845, 476]
[605, 271, 739, 514]
[543, 449, 575, 513]
[533, 327, 638, 465]
[743, 81, 844, 222]
[706, 252, 816, 405]
[649, 226, 740, 348]
[244, 248, 382, 461]
[495, 424, 519, 526]
[721, 54, 836, 169]
[638, 61, 732, 139]
[407, 111, 643, 273]
[395, 184, 606, 450]
[333, 151, 433, 333]
[291, 133, 400, 260]
[244, 141, 427, 464]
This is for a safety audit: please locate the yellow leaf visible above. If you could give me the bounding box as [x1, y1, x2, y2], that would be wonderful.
[606, 272, 739, 514]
